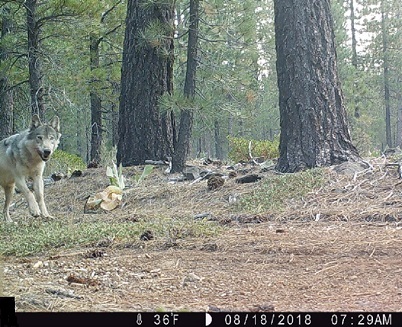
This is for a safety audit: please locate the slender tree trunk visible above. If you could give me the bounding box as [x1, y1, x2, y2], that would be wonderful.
[381, 1, 392, 148]
[397, 108, 402, 148]
[25, 0, 46, 120]
[111, 104, 118, 147]
[0, 6, 13, 139]
[171, 0, 200, 172]
[214, 120, 223, 159]
[274, 0, 359, 173]
[89, 33, 102, 164]
[117, 0, 175, 166]
[197, 137, 202, 158]
[350, 0, 360, 118]
[76, 109, 82, 157]
[350, 0, 358, 68]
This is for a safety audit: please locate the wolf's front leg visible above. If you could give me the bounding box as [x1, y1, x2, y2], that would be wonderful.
[14, 176, 41, 217]
[3, 184, 15, 222]
[33, 175, 52, 218]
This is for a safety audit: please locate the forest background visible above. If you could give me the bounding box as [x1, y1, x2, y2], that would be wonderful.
[0, 0, 401, 166]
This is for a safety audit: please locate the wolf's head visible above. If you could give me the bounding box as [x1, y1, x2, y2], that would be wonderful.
[29, 115, 61, 162]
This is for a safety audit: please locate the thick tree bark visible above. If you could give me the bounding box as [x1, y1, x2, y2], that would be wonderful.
[89, 33, 102, 165]
[25, 0, 46, 120]
[171, 0, 200, 172]
[0, 6, 14, 139]
[274, 0, 359, 173]
[117, 0, 175, 166]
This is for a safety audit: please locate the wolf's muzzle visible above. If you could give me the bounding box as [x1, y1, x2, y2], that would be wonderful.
[41, 149, 52, 161]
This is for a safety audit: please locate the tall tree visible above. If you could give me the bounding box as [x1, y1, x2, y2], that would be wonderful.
[381, 0, 392, 147]
[89, 2, 122, 165]
[25, 0, 46, 119]
[117, 0, 176, 166]
[171, 0, 200, 172]
[89, 32, 103, 164]
[274, 0, 359, 173]
[187, 0, 269, 158]
[350, 0, 358, 68]
[0, 5, 14, 139]
[359, 0, 402, 150]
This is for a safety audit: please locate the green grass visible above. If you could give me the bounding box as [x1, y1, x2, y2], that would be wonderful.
[0, 168, 329, 257]
[238, 168, 328, 214]
[44, 149, 86, 176]
[0, 216, 222, 257]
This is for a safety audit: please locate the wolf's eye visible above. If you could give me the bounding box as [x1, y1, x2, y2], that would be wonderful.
[37, 135, 43, 141]
[49, 136, 55, 141]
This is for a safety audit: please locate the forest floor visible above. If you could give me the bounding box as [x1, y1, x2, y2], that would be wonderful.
[1, 156, 402, 312]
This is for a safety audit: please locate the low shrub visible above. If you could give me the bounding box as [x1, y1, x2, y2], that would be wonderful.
[45, 149, 86, 175]
[228, 136, 279, 162]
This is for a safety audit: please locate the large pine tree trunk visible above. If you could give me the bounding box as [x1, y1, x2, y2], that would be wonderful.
[274, 0, 359, 173]
[0, 6, 13, 139]
[171, 0, 200, 173]
[117, 0, 175, 166]
[25, 0, 46, 120]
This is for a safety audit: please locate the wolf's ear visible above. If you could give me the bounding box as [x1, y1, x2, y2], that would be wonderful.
[31, 114, 42, 130]
[49, 116, 60, 133]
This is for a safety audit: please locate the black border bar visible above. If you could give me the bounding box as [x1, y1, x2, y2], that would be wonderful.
[1, 299, 400, 327]
[6, 312, 401, 327]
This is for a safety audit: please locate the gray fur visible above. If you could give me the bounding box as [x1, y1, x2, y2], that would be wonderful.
[0, 115, 61, 222]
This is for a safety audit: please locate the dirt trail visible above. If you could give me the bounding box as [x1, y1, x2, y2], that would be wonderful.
[3, 221, 402, 311]
[2, 161, 402, 311]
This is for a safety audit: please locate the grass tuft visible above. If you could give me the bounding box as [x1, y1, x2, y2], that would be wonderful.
[238, 168, 328, 214]
[0, 216, 221, 257]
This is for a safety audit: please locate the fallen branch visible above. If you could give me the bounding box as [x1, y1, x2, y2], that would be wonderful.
[144, 160, 167, 165]
[248, 141, 259, 165]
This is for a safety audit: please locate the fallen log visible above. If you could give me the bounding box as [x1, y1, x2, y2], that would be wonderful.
[235, 174, 262, 184]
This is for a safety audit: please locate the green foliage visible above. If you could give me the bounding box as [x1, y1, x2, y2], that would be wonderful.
[45, 150, 86, 175]
[228, 136, 279, 162]
[1, 0, 401, 162]
[106, 161, 125, 189]
[239, 168, 327, 214]
[134, 165, 154, 185]
[0, 215, 221, 257]
[139, 20, 171, 49]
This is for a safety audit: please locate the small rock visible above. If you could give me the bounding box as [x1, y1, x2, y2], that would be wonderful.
[228, 194, 239, 204]
[249, 304, 275, 312]
[87, 160, 100, 168]
[140, 230, 154, 241]
[194, 212, 212, 220]
[183, 166, 200, 180]
[51, 172, 65, 181]
[33, 261, 43, 269]
[207, 175, 225, 190]
[70, 170, 83, 178]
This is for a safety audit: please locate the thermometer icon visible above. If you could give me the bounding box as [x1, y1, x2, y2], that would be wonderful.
[136, 313, 143, 325]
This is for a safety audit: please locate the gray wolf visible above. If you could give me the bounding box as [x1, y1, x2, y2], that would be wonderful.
[0, 115, 61, 222]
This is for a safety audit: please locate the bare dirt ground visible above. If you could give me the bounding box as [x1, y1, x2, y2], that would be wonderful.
[1, 158, 402, 312]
